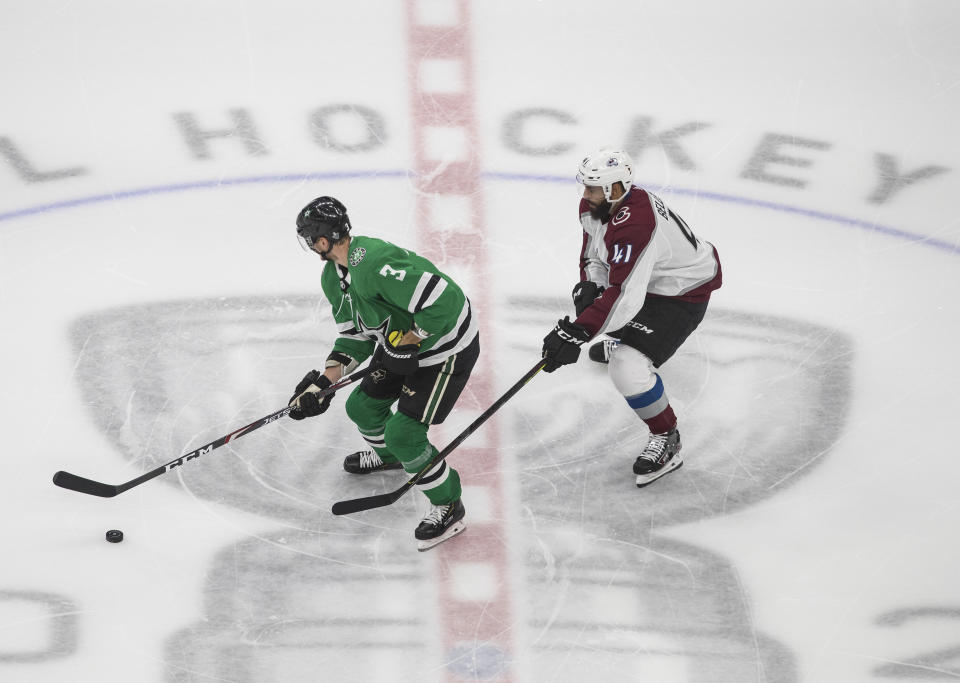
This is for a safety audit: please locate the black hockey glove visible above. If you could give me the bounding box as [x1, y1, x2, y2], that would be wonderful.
[572, 281, 605, 316]
[288, 370, 334, 420]
[377, 343, 420, 376]
[541, 316, 591, 373]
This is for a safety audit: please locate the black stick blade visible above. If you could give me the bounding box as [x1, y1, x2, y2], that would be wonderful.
[331, 485, 410, 515]
[52, 471, 119, 498]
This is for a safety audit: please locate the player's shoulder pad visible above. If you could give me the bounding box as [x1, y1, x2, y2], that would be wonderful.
[346, 235, 378, 269]
[346, 237, 416, 292]
[607, 187, 656, 232]
[348, 236, 405, 266]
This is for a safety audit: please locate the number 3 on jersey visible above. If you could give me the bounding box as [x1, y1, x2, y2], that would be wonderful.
[379, 264, 406, 281]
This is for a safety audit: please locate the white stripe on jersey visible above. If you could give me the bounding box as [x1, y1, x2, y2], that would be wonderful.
[407, 272, 448, 314]
[335, 319, 369, 342]
[419, 299, 477, 367]
[422, 277, 447, 310]
[408, 272, 434, 313]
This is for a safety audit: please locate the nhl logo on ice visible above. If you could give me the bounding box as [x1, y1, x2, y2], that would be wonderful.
[349, 247, 366, 267]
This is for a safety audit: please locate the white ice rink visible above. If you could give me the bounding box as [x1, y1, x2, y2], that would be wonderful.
[2, 1, 960, 681]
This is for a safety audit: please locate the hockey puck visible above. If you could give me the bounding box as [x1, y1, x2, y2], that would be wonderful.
[105, 529, 124, 543]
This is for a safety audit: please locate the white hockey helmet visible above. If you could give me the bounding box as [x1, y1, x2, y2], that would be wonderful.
[576, 148, 634, 202]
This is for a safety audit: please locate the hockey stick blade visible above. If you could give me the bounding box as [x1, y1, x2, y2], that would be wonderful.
[331, 485, 410, 516]
[52, 470, 122, 498]
[331, 360, 547, 515]
[52, 366, 372, 498]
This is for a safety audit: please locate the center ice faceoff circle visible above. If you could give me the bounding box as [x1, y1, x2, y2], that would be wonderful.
[69, 294, 850, 528]
[43, 171, 852, 681]
[45, 170, 857, 529]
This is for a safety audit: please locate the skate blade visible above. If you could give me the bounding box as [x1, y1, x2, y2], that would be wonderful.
[635, 458, 683, 488]
[416, 520, 466, 552]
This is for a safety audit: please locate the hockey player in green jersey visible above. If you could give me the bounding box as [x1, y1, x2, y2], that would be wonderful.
[287, 196, 479, 551]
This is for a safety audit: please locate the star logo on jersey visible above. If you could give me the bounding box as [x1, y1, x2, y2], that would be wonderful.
[357, 314, 391, 345]
[349, 247, 366, 267]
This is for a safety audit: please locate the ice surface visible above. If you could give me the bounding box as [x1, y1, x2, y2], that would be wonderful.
[2, 1, 960, 681]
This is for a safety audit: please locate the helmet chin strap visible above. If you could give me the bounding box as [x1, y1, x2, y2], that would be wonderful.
[314, 237, 334, 260]
[316, 234, 349, 261]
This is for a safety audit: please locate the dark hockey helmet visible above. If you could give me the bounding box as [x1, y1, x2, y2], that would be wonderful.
[295, 196, 352, 250]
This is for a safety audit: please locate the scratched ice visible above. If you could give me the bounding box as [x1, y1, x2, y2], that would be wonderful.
[2, 2, 959, 682]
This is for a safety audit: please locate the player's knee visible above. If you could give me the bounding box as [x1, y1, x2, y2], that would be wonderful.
[383, 411, 429, 453]
[344, 387, 378, 429]
[609, 344, 657, 396]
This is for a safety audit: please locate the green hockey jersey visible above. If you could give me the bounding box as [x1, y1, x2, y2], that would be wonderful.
[321, 236, 478, 367]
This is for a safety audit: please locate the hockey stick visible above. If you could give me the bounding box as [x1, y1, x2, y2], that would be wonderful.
[331, 359, 548, 515]
[52, 366, 374, 498]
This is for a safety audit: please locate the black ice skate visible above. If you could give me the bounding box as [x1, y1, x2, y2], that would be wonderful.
[633, 428, 683, 488]
[342, 450, 404, 475]
[588, 338, 618, 364]
[415, 499, 466, 551]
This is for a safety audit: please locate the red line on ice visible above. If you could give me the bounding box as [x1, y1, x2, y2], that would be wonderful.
[405, 1, 516, 679]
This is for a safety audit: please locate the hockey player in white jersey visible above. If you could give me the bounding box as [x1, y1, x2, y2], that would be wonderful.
[541, 148, 722, 487]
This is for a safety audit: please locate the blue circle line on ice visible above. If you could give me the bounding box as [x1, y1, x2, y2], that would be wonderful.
[0, 170, 956, 257]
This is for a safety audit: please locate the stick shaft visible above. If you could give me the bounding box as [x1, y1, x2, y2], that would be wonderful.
[331, 360, 546, 515]
[53, 367, 372, 497]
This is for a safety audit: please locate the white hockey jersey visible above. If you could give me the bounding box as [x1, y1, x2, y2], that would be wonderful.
[575, 186, 722, 337]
